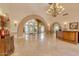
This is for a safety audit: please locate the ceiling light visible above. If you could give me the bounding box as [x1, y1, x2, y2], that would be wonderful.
[47, 3, 64, 17]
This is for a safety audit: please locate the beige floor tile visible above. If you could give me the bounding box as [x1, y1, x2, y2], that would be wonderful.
[12, 33, 79, 56]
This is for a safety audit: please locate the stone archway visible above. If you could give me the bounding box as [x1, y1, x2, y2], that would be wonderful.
[17, 15, 48, 36]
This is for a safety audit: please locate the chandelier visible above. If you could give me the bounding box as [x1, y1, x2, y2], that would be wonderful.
[47, 3, 64, 17]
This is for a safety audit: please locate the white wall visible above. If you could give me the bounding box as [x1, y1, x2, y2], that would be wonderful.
[0, 3, 79, 33]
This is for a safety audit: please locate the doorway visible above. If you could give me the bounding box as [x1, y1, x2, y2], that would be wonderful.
[24, 19, 45, 34]
[52, 22, 61, 32]
[24, 19, 45, 40]
[17, 15, 48, 41]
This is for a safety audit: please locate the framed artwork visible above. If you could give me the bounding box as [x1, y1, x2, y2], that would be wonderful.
[69, 22, 78, 29]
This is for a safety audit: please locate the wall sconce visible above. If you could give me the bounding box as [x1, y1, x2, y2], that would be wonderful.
[64, 22, 67, 25]
[14, 20, 18, 26]
[63, 22, 68, 30]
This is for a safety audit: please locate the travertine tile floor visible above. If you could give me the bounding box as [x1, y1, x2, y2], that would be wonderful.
[12, 33, 79, 56]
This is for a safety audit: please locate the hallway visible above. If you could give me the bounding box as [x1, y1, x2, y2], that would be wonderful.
[12, 33, 79, 56]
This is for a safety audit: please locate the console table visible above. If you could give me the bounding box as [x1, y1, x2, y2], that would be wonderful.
[56, 31, 78, 44]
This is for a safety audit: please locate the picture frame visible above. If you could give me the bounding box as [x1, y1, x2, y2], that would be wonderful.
[69, 22, 78, 29]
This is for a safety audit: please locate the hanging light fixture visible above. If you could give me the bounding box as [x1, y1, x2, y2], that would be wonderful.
[47, 3, 64, 17]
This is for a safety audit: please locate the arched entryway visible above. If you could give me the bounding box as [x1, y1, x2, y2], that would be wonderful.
[51, 22, 61, 32]
[17, 15, 48, 38]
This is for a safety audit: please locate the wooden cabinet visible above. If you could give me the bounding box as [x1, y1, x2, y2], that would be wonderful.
[56, 31, 78, 44]
[0, 35, 14, 56]
[68, 32, 76, 41]
[63, 32, 69, 40]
